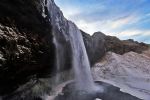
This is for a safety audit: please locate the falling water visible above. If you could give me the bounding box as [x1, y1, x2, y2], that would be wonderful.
[68, 22, 95, 91]
[53, 37, 61, 84]
[47, 0, 97, 92]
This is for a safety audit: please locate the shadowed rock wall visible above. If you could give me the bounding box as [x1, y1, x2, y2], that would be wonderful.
[0, 0, 55, 95]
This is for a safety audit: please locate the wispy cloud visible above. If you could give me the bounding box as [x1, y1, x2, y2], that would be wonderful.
[118, 30, 150, 37]
[74, 15, 139, 35]
[108, 15, 137, 29]
[55, 0, 150, 43]
[116, 29, 150, 43]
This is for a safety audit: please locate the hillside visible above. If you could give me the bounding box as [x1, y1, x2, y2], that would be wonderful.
[92, 51, 150, 100]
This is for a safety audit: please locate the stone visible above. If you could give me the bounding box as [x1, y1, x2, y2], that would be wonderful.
[81, 31, 106, 65]
[0, 0, 55, 96]
[82, 31, 149, 65]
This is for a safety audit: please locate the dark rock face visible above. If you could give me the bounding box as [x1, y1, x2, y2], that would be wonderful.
[0, 0, 55, 96]
[0, 0, 89, 99]
[47, 0, 73, 72]
[81, 31, 106, 65]
[82, 31, 149, 65]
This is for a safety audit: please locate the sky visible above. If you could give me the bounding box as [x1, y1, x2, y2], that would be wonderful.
[55, 0, 150, 43]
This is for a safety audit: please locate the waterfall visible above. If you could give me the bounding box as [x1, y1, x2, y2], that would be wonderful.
[68, 22, 95, 91]
[47, 0, 97, 92]
[53, 37, 61, 84]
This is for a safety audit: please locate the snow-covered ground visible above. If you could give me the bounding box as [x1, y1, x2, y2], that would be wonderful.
[92, 51, 150, 100]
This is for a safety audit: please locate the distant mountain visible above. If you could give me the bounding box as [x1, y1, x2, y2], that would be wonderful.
[81, 31, 149, 65]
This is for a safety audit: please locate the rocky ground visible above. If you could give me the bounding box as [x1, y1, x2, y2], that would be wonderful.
[143, 49, 150, 57]
[92, 50, 150, 100]
[0, 0, 56, 99]
[47, 50, 150, 100]
[52, 81, 141, 100]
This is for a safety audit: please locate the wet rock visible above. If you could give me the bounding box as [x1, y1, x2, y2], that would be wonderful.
[0, 0, 55, 96]
[81, 31, 106, 65]
[55, 81, 141, 100]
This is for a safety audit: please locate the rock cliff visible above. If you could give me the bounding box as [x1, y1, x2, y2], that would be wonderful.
[81, 31, 106, 65]
[105, 36, 149, 54]
[0, 0, 94, 99]
[82, 31, 149, 65]
[0, 0, 149, 99]
[0, 0, 55, 96]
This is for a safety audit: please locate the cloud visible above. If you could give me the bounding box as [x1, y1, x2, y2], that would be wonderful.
[108, 15, 137, 29]
[61, 7, 81, 19]
[73, 15, 139, 35]
[75, 20, 103, 34]
[55, 0, 150, 43]
[118, 30, 150, 37]
[117, 29, 150, 43]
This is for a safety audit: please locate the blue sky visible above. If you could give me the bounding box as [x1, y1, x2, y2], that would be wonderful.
[55, 0, 150, 43]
